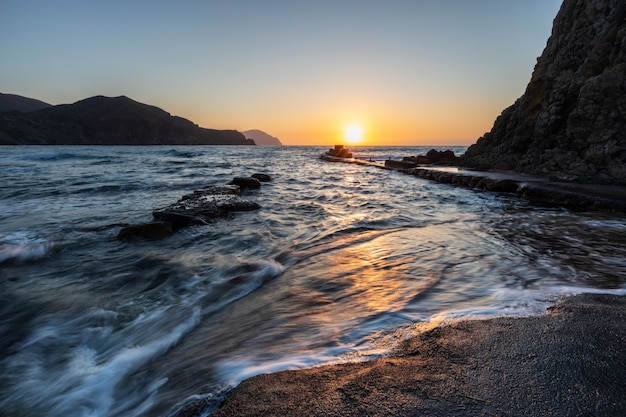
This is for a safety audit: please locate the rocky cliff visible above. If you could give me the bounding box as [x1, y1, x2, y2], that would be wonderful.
[461, 0, 626, 184]
[0, 95, 255, 146]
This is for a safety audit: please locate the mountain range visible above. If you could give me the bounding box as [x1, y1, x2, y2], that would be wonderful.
[0, 93, 52, 113]
[0, 94, 255, 146]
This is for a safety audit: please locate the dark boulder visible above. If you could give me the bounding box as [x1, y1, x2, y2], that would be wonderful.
[251, 173, 272, 183]
[399, 149, 459, 166]
[425, 149, 458, 165]
[229, 177, 261, 190]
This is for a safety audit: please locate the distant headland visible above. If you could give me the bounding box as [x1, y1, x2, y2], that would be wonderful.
[0, 94, 255, 146]
[242, 129, 283, 146]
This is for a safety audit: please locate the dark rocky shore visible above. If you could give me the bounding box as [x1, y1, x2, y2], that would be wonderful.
[207, 293, 625, 417]
[322, 149, 626, 212]
[460, 0, 625, 186]
[388, 159, 626, 212]
[321, 0, 626, 212]
[200, 1, 626, 416]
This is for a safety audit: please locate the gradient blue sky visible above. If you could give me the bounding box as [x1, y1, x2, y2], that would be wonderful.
[1, 1, 562, 145]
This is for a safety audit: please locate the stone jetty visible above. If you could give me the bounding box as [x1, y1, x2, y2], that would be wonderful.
[319, 146, 626, 212]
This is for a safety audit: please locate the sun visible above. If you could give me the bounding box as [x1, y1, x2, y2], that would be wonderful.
[344, 123, 364, 144]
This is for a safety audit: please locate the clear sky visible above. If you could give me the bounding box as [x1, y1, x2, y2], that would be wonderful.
[1, 1, 562, 146]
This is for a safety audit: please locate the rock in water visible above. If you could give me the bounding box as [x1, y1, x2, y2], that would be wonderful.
[461, 0, 626, 184]
[118, 184, 261, 240]
[251, 173, 272, 183]
[228, 177, 262, 190]
[153, 185, 259, 222]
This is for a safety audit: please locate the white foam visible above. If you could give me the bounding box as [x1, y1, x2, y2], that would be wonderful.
[1, 307, 201, 417]
[214, 284, 626, 392]
[215, 344, 359, 388]
[22, 152, 62, 161]
[426, 285, 626, 323]
[0, 231, 51, 264]
[253, 258, 286, 281]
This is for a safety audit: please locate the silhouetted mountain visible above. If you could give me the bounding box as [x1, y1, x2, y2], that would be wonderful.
[0, 93, 52, 113]
[0, 95, 255, 146]
[242, 129, 283, 146]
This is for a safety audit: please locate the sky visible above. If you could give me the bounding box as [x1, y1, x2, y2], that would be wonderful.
[1, 1, 562, 146]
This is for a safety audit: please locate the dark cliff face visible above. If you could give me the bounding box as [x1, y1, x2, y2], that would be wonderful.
[461, 0, 626, 184]
[0, 95, 254, 146]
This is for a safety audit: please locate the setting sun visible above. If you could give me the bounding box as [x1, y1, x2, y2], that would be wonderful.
[344, 123, 364, 144]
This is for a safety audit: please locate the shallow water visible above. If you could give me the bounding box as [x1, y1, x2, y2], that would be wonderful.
[1, 145, 625, 416]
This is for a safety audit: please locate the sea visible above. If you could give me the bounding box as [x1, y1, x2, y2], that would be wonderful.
[1, 145, 625, 417]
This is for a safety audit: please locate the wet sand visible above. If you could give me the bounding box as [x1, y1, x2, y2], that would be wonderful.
[209, 293, 625, 417]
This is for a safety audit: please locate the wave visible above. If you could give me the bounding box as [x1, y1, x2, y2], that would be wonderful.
[0, 256, 287, 417]
[20, 152, 106, 162]
[0, 307, 201, 417]
[163, 149, 204, 159]
[0, 231, 52, 264]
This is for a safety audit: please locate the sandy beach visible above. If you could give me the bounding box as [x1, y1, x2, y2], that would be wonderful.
[207, 293, 625, 417]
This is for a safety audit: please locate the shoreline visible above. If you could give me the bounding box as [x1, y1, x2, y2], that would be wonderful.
[204, 293, 625, 416]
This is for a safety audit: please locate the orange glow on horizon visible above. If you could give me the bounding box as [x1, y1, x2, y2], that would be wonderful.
[188, 98, 499, 147]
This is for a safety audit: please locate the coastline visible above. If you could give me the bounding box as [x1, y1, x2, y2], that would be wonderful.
[206, 293, 625, 417]
[321, 152, 626, 212]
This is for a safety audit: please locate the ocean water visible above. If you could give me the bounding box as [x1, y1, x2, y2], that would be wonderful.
[1, 145, 625, 417]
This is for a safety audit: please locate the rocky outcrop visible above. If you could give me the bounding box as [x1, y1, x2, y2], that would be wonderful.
[322, 145, 353, 159]
[242, 129, 283, 146]
[0, 95, 255, 146]
[402, 167, 626, 212]
[320, 149, 626, 212]
[385, 149, 459, 170]
[251, 173, 273, 183]
[461, 0, 626, 184]
[118, 178, 269, 241]
[228, 177, 262, 190]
